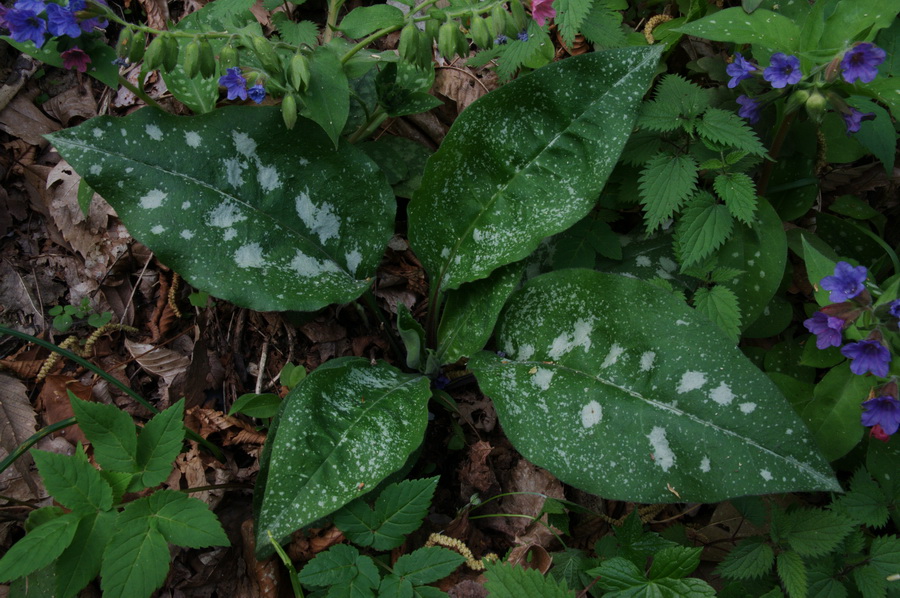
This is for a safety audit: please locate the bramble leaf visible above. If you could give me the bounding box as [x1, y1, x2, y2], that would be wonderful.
[68, 393, 138, 473]
[393, 547, 466, 584]
[299, 544, 379, 591]
[146, 490, 229, 548]
[647, 546, 702, 580]
[55, 510, 117, 598]
[100, 518, 169, 598]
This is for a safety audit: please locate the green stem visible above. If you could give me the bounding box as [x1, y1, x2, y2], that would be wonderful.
[0, 417, 76, 476]
[347, 106, 388, 144]
[323, 0, 346, 44]
[0, 326, 224, 461]
[117, 74, 167, 112]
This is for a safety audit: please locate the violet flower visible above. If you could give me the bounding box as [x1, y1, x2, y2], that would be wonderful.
[803, 311, 845, 349]
[218, 67, 248, 101]
[61, 46, 91, 71]
[736, 94, 761, 124]
[46, 2, 81, 37]
[841, 43, 886, 84]
[726, 53, 756, 88]
[247, 83, 266, 104]
[889, 299, 900, 319]
[5, 3, 48, 47]
[531, 0, 555, 27]
[842, 108, 875, 135]
[861, 395, 900, 436]
[763, 53, 802, 88]
[841, 340, 891, 377]
[820, 261, 867, 302]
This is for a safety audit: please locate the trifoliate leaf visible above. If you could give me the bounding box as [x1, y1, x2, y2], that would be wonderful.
[674, 193, 734, 267]
[693, 285, 742, 342]
[31, 447, 113, 514]
[299, 544, 380, 592]
[776, 551, 807, 598]
[639, 153, 699, 230]
[68, 393, 138, 473]
[334, 477, 438, 551]
[782, 508, 855, 557]
[714, 172, 758, 224]
[696, 108, 766, 156]
[56, 510, 117, 598]
[100, 520, 169, 598]
[485, 562, 575, 598]
[716, 538, 775, 580]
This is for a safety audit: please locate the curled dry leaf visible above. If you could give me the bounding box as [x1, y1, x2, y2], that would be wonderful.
[0, 373, 40, 496]
[125, 338, 191, 386]
[506, 544, 552, 573]
[434, 66, 498, 113]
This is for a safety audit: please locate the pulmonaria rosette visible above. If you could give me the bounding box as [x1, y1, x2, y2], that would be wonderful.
[530, 0, 555, 27]
[861, 395, 900, 436]
[763, 53, 802, 88]
[804, 311, 845, 349]
[842, 107, 875, 135]
[726, 53, 756, 88]
[219, 67, 248, 101]
[61, 45, 91, 71]
[841, 43, 886, 84]
[841, 339, 892, 377]
[820, 261, 868, 302]
[736, 94, 761, 124]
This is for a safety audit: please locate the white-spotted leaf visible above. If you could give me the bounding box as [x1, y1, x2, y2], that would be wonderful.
[408, 46, 662, 292]
[46, 107, 394, 312]
[468, 269, 839, 503]
[254, 358, 430, 556]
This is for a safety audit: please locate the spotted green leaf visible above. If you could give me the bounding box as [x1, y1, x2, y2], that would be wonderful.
[254, 358, 430, 557]
[468, 269, 839, 503]
[409, 46, 662, 293]
[673, 7, 801, 54]
[46, 106, 394, 313]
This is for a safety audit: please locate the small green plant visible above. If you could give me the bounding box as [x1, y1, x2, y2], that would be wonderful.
[0, 393, 228, 598]
[49, 297, 112, 332]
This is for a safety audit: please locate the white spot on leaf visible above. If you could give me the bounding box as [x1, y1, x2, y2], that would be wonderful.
[581, 401, 602, 428]
[140, 189, 167, 209]
[184, 131, 201, 148]
[647, 426, 675, 472]
[709, 382, 735, 406]
[234, 243, 266, 268]
[145, 124, 163, 141]
[640, 351, 656, 371]
[677, 371, 706, 394]
[600, 343, 624, 369]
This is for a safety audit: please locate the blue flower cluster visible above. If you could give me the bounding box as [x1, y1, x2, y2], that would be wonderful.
[728, 43, 885, 134]
[1, 0, 107, 48]
[804, 261, 900, 440]
[218, 67, 266, 104]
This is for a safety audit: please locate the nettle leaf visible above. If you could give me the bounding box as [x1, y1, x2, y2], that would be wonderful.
[579, 0, 627, 49]
[782, 508, 855, 557]
[714, 172, 758, 224]
[134, 398, 185, 489]
[0, 512, 81, 583]
[674, 193, 734, 267]
[31, 447, 113, 514]
[409, 46, 661, 292]
[484, 562, 575, 598]
[637, 74, 710, 132]
[468, 270, 839, 503]
[46, 106, 394, 313]
[639, 152, 699, 230]
[437, 262, 523, 364]
[696, 108, 767, 157]
[775, 551, 807, 598]
[255, 358, 430, 556]
[334, 477, 438, 551]
[272, 14, 319, 46]
[647, 546, 702, 580]
[556, 0, 595, 45]
[716, 538, 774, 580]
[674, 7, 801, 53]
[68, 393, 138, 472]
[56, 510, 117, 598]
[693, 285, 742, 342]
[100, 518, 169, 598]
[835, 469, 890, 528]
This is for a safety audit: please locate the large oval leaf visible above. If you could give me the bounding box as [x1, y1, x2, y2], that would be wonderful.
[46, 107, 394, 312]
[468, 269, 838, 503]
[408, 46, 662, 292]
[254, 358, 430, 556]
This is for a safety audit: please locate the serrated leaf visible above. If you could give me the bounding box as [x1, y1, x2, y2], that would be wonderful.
[674, 193, 734, 267]
[100, 519, 169, 598]
[715, 172, 758, 224]
[254, 358, 431, 557]
[437, 263, 523, 364]
[578, 0, 627, 49]
[589, 557, 645, 591]
[338, 5, 404, 38]
[334, 477, 438, 550]
[298, 544, 362, 586]
[639, 153, 699, 230]
[708, 267, 746, 284]
[835, 469, 890, 528]
[556, 0, 595, 45]
[468, 270, 839, 504]
[852, 566, 886, 598]
[68, 393, 138, 473]
[494, 21, 552, 81]
[379, 575, 414, 598]
[637, 75, 710, 131]
[696, 108, 767, 156]
[693, 285, 742, 341]
[717, 538, 775, 580]
[272, 14, 319, 46]
[146, 490, 229, 548]
[31, 447, 113, 513]
[46, 106, 394, 313]
[409, 46, 661, 292]
[302, 45, 350, 148]
[776, 551, 807, 598]
[55, 510, 117, 598]
[393, 547, 466, 584]
[865, 535, 900, 579]
[783, 508, 855, 557]
[647, 546, 702, 580]
[134, 398, 184, 489]
[674, 7, 801, 53]
[484, 562, 575, 598]
[0, 512, 80, 582]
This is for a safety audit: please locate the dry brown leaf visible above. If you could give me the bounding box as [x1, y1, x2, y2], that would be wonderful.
[506, 544, 552, 573]
[36, 375, 92, 444]
[0, 259, 49, 332]
[0, 373, 40, 496]
[137, 0, 170, 30]
[241, 518, 280, 597]
[0, 93, 60, 145]
[42, 86, 98, 128]
[125, 338, 191, 386]
[433, 67, 496, 113]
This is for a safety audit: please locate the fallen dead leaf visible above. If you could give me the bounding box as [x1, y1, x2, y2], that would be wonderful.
[0, 91, 60, 146]
[0, 373, 40, 496]
[125, 337, 191, 386]
[36, 375, 92, 444]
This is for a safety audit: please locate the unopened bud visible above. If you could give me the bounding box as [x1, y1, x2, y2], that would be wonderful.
[470, 15, 492, 48]
[161, 36, 179, 72]
[289, 53, 310, 90]
[183, 39, 201, 78]
[438, 21, 458, 59]
[490, 5, 507, 35]
[219, 45, 238, 68]
[127, 30, 146, 63]
[143, 35, 165, 71]
[425, 18, 441, 42]
[282, 93, 298, 129]
[199, 38, 216, 78]
[399, 23, 421, 64]
[115, 28, 133, 59]
[805, 90, 828, 122]
[510, 0, 526, 31]
[252, 36, 281, 74]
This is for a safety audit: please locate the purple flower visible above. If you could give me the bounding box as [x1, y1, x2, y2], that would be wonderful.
[531, 0, 555, 27]
[763, 53, 802, 88]
[841, 340, 891, 377]
[861, 395, 900, 436]
[889, 299, 900, 319]
[5, 4, 48, 47]
[77, 0, 109, 32]
[517, 30, 529, 42]
[842, 107, 875, 135]
[247, 83, 266, 104]
[218, 67, 247, 101]
[61, 45, 91, 71]
[804, 311, 845, 349]
[726, 53, 757, 88]
[46, 2, 81, 37]
[841, 43, 886, 84]
[820, 261, 867, 302]
[495, 34, 508, 45]
[736, 94, 761, 124]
